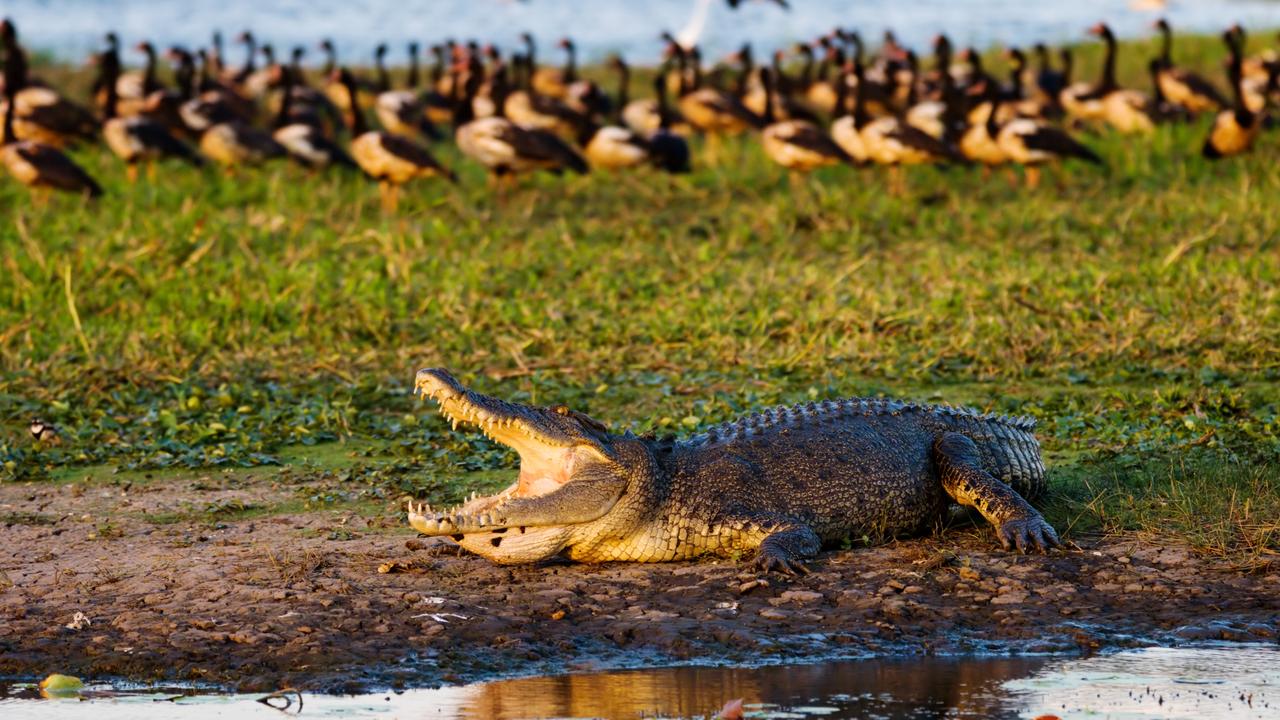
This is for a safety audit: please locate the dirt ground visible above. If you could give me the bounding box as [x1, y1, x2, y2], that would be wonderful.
[1, 471, 1277, 693]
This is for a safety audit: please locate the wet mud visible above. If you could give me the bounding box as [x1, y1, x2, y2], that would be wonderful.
[1, 474, 1276, 692]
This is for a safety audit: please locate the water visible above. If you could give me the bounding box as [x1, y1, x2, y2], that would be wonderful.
[2, 646, 1277, 719]
[5, 0, 1280, 65]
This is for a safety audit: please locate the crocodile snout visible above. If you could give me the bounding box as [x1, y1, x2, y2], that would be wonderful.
[415, 367, 465, 399]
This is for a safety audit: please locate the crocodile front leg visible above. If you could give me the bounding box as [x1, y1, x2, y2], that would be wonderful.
[712, 510, 821, 575]
[933, 432, 1061, 553]
[756, 524, 821, 575]
[409, 475, 626, 536]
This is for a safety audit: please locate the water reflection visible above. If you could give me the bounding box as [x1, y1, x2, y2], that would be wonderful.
[1, 646, 1277, 719]
[459, 656, 1041, 719]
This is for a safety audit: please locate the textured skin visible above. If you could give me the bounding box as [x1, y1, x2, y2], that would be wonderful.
[408, 369, 1060, 572]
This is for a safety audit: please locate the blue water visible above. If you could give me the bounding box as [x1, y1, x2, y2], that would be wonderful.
[6, 0, 1280, 65]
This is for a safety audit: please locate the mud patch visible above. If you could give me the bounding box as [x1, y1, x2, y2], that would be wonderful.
[0, 474, 1276, 692]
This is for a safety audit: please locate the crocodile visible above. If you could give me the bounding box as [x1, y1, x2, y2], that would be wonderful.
[407, 368, 1060, 574]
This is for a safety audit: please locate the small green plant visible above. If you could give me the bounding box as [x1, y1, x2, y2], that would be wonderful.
[93, 521, 125, 540]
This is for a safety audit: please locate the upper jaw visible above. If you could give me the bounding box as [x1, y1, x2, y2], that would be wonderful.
[415, 368, 575, 448]
[412, 368, 613, 524]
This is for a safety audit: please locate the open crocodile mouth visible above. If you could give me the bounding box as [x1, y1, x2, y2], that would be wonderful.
[406, 368, 598, 539]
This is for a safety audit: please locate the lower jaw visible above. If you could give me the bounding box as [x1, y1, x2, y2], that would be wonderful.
[452, 525, 572, 564]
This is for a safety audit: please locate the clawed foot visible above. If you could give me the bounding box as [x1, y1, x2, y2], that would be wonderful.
[753, 550, 811, 576]
[995, 513, 1061, 554]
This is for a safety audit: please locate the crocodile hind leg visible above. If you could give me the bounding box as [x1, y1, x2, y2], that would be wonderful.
[933, 432, 1061, 553]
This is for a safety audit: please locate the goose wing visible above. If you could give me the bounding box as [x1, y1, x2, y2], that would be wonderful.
[887, 122, 965, 162]
[16, 143, 103, 195]
[1018, 124, 1102, 164]
[130, 119, 204, 165]
[1168, 68, 1229, 108]
[380, 132, 441, 167]
[508, 125, 589, 173]
[777, 122, 854, 163]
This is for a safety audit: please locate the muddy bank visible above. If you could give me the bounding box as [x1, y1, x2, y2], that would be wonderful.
[1, 473, 1277, 692]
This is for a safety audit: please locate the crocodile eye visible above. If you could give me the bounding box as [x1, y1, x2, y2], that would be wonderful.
[552, 405, 570, 415]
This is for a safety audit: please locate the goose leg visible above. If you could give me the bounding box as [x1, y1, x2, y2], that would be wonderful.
[1004, 167, 1020, 189]
[787, 170, 803, 197]
[704, 132, 722, 168]
[378, 181, 390, 213]
[126, 164, 139, 184]
[1025, 165, 1041, 190]
[888, 165, 905, 196]
[388, 183, 400, 214]
[492, 171, 508, 207]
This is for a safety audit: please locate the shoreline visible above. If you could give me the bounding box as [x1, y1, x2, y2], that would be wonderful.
[1, 469, 1275, 693]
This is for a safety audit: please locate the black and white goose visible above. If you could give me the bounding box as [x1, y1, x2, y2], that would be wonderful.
[453, 62, 588, 182]
[373, 43, 441, 141]
[993, 94, 1102, 188]
[1152, 19, 1227, 114]
[100, 51, 203, 182]
[338, 68, 454, 211]
[758, 67, 853, 171]
[1203, 29, 1263, 159]
[2, 81, 102, 198]
[272, 66, 356, 170]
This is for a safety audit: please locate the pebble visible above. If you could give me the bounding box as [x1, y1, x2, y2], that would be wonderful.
[835, 589, 865, 606]
[758, 608, 789, 620]
[637, 610, 679, 621]
[770, 590, 823, 606]
[533, 588, 577, 601]
[664, 584, 701, 594]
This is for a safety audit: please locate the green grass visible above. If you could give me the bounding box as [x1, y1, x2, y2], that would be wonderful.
[2, 34, 1278, 562]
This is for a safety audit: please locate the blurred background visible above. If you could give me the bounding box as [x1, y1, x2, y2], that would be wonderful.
[8, 0, 1280, 64]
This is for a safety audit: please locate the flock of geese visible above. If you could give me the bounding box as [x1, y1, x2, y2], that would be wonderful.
[2, 16, 1278, 209]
